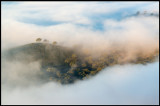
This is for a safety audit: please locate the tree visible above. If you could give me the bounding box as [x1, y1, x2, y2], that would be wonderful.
[36, 38, 42, 42]
[90, 71, 97, 75]
[53, 41, 57, 45]
[96, 67, 102, 71]
[56, 71, 61, 77]
[150, 13, 154, 16]
[81, 63, 86, 67]
[43, 39, 49, 43]
[136, 11, 140, 15]
[65, 54, 77, 67]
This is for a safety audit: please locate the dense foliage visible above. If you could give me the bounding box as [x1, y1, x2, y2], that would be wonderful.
[3, 42, 159, 84]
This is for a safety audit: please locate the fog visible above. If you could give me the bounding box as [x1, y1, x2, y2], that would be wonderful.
[2, 62, 159, 105]
[1, 2, 159, 105]
[2, 16, 159, 62]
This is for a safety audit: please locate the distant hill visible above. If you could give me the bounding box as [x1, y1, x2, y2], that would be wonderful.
[135, 11, 159, 17]
[125, 11, 159, 19]
[2, 42, 159, 84]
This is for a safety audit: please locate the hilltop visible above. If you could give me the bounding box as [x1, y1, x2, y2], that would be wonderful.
[2, 42, 159, 84]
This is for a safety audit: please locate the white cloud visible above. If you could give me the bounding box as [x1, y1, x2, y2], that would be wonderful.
[2, 2, 159, 25]
[2, 15, 159, 62]
[2, 62, 159, 105]
[1, 2, 159, 105]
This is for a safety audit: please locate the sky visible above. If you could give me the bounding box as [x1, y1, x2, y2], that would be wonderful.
[1, 1, 159, 105]
[1, 2, 159, 29]
[1, 1, 159, 49]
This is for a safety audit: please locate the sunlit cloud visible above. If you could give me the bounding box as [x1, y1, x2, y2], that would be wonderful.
[1, 1, 159, 105]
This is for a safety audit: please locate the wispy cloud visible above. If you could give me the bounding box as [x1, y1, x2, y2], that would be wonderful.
[1, 2, 159, 105]
[2, 2, 159, 26]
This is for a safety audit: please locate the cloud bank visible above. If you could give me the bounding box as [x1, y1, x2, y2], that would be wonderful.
[1, 1, 159, 105]
[2, 62, 159, 105]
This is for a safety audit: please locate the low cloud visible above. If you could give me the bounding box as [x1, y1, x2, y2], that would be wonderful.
[2, 16, 159, 63]
[1, 2, 159, 105]
[2, 62, 159, 105]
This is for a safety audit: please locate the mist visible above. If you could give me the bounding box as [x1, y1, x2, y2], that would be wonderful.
[2, 62, 159, 105]
[1, 1, 159, 105]
[2, 16, 159, 63]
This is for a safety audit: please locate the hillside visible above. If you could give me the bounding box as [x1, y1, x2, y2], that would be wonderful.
[2, 42, 159, 84]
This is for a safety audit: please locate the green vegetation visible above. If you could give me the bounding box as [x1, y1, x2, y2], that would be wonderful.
[36, 38, 42, 42]
[3, 41, 159, 84]
[53, 41, 57, 45]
